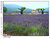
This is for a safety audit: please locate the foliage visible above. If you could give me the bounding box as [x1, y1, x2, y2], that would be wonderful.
[36, 8, 41, 12]
[16, 11, 20, 13]
[28, 26, 37, 33]
[37, 8, 45, 14]
[39, 27, 49, 36]
[21, 26, 27, 33]
[18, 7, 26, 14]
[15, 25, 22, 34]
[3, 14, 49, 36]
[29, 24, 40, 33]
[3, 22, 7, 32]
[3, 22, 49, 36]
[3, 7, 7, 13]
[6, 24, 22, 34]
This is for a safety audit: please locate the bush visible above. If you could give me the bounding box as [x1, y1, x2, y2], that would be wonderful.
[21, 26, 27, 33]
[3, 7, 7, 13]
[39, 27, 49, 36]
[3, 23, 49, 36]
[3, 22, 7, 32]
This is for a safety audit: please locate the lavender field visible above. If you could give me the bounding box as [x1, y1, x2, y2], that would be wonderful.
[3, 14, 49, 27]
[3, 14, 49, 36]
[3, 2, 49, 36]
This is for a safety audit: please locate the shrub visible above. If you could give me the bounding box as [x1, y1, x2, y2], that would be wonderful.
[3, 22, 49, 36]
[6, 24, 22, 35]
[39, 27, 49, 36]
[15, 25, 22, 34]
[3, 22, 7, 32]
[28, 24, 41, 33]
[21, 26, 27, 33]
[3, 7, 7, 13]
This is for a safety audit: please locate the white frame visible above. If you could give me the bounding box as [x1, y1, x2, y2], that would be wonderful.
[0, 0, 50, 38]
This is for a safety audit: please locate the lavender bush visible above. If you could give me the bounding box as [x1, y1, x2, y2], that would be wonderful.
[3, 14, 49, 36]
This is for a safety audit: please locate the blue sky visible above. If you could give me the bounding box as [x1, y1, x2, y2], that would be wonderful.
[4, 2, 48, 10]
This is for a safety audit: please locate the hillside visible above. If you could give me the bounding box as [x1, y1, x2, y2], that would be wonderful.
[4, 4, 32, 13]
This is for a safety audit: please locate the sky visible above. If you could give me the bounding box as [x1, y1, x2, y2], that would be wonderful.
[4, 2, 48, 10]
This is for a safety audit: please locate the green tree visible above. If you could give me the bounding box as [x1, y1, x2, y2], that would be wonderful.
[36, 8, 41, 12]
[37, 8, 45, 14]
[40, 8, 45, 14]
[3, 7, 7, 13]
[18, 7, 26, 14]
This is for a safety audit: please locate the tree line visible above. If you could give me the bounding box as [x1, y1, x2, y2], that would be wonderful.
[3, 7, 46, 14]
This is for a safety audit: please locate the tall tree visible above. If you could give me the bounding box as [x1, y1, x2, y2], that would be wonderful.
[3, 7, 7, 13]
[18, 7, 26, 14]
[40, 8, 45, 14]
[37, 8, 45, 14]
